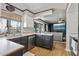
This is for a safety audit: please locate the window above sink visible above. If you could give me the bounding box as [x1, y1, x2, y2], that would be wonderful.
[0, 17, 21, 36]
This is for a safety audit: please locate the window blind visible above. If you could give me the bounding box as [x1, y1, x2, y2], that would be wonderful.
[0, 9, 22, 21]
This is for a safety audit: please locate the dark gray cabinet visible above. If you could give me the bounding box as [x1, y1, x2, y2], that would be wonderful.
[35, 35, 43, 47]
[35, 34, 53, 49]
[8, 37, 28, 46]
[8, 34, 53, 52]
[42, 35, 53, 49]
[7, 48, 24, 56]
[8, 36, 28, 52]
[19, 36, 28, 48]
[8, 35, 35, 51]
[8, 37, 21, 43]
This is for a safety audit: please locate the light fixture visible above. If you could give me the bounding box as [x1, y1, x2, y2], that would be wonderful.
[58, 18, 65, 23]
[6, 5, 15, 12]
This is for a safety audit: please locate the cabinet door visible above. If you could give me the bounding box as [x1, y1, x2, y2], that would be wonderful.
[42, 35, 53, 49]
[18, 36, 28, 52]
[20, 36, 28, 47]
[15, 37, 22, 43]
[35, 35, 43, 47]
[31, 36, 35, 47]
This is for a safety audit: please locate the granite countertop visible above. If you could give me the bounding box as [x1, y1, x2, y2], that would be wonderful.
[0, 37, 24, 56]
[35, 32, 53, 36]
[22, 32, 36, 36]
[22, 32, 53, 36]
[6, 32, 53, 39]
[6, 33, 36, 39]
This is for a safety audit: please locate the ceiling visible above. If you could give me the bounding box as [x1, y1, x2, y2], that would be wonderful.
[7, 3, 67, 23]
[10, 3, 67, 13]
[34, 9, 66, 23]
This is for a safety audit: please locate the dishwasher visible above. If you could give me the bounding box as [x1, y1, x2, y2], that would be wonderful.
[27, 35, 35, 50]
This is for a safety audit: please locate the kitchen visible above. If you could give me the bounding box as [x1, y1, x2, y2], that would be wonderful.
[0, 3, 78, 56]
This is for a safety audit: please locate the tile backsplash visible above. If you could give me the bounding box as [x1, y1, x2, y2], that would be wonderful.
[22, 27, 35, 33]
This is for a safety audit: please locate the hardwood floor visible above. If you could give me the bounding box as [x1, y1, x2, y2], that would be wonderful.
[29, 41, 71, 56]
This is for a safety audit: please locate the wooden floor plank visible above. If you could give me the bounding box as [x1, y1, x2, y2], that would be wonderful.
[29, 41, 71, 56]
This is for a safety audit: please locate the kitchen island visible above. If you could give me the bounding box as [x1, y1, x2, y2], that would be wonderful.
[35, 33, 53, 50]
[0, 37, 24, 56]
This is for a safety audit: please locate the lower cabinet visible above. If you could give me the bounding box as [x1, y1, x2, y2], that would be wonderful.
[42, 35, 53, 49]
[35, 35, 53, 50]
[35, 35, 43, 47]
[8, 36, 28, 53]
[8, 35, 36, 52]
[8, 34, 53, 54]
[8, 37, 22, 43]
[19, 36, 28, 52]
[7, 48, 24, 56]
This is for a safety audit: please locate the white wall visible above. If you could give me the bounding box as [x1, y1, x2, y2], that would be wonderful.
[0, 4, 1, 15]
[66, 3, 78, 51]
[46, 24, 48, 32]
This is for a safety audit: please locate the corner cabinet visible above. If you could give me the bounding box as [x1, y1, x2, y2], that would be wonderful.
[35, 34, 53, 50]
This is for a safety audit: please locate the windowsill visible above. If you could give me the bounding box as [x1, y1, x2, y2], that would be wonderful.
[0, 32, 21, 37]
[0, 34, 5, 37]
